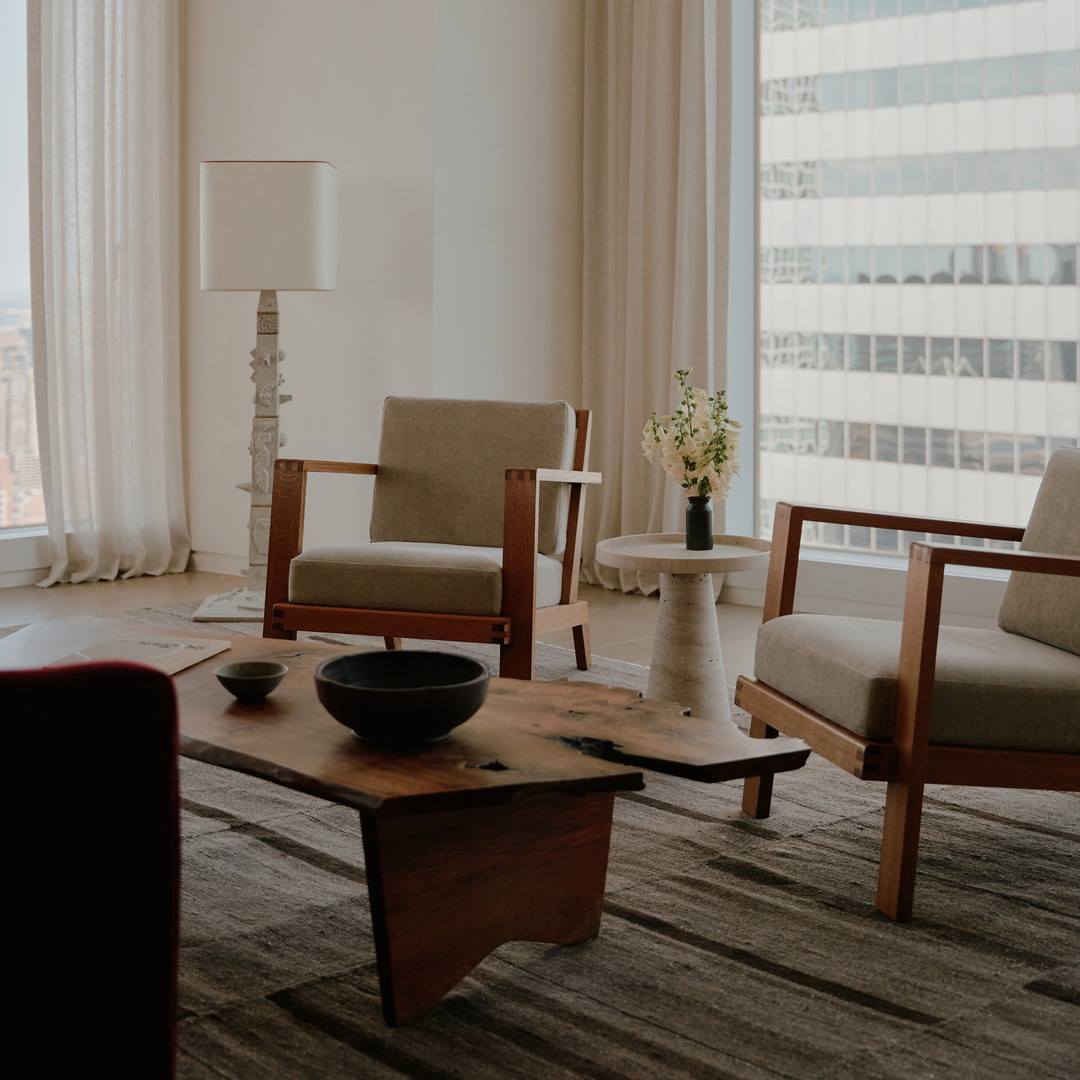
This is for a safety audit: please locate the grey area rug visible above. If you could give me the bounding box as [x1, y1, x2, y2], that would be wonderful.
[56, 606, 1080, 1077]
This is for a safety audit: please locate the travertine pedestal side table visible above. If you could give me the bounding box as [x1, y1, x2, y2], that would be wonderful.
[595, 533, 771, 724]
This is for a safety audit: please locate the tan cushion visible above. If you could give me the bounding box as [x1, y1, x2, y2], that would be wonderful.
[288, 543, 565, 617]
[997, 446, 1080, 655]
[369, 397, 576, 555]
[755, 614, 1080, 752]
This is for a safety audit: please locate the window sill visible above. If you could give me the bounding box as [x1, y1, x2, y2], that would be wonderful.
[2, 525, 48, 541]
[798, 545, 1011, 582]
[721, 543, 1009, 627]
[0, 527, 51, 587]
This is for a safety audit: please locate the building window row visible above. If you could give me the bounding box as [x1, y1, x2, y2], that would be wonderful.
[761, 331, 1078, 381]
[763, 0, 1040, 33]
[762, 147, 1079, 198]
[761, 243, 1078, 285]
[761, 414, 1077, 474]
[761, 50, 1079, 114]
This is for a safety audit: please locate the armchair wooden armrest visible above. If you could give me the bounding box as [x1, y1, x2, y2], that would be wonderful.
[263, 456, 604, 677]
[263, 459, 379, 630]
[279, 459, 380, 476]
[742, 448, 1080, 921]
[897, 542, 1080, 757]
[883, 541, 1080, 916]
[530, 469, 602, 485]
[501, 466, 603, 677]
[744, 527, 1080, 921]
[764, 502, 1027, 621]
[261, 402, 600, 680]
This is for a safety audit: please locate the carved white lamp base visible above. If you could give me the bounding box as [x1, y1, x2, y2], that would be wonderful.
[193, 289, 286, 624]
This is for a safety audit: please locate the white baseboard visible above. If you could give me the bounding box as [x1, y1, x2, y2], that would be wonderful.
[720, 550, 1007, 629]
[188, 551, 248, 577]
[1, 546, 245, 589]
[0, 529, 52, 589]
[0, 566, 48, 588]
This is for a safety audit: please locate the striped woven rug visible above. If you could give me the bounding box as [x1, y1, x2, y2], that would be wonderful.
[65, 606, 1080, 1078]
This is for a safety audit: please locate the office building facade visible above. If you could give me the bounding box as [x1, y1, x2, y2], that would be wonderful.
[758, 0, 1079, 553]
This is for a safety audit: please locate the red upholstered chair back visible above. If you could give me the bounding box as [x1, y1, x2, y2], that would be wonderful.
[6, 661, 179, 1079]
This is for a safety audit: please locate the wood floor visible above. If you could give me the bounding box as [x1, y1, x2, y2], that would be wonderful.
[0, 571, 765, 680]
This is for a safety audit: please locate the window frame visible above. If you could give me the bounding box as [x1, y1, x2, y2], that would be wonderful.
[728, 1, 1019, 624]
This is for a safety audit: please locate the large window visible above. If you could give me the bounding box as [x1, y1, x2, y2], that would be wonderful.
[0, 0, 42, 530]
[758, 0, 1080, 553]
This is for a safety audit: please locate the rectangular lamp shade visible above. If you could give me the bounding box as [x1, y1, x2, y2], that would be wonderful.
[200, 160, 338, 291]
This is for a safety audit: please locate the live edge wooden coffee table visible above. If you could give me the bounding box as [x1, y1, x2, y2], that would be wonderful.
[1, 620, 808, 1026]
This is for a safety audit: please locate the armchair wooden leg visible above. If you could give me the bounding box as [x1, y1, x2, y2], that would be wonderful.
[384, 638, 402, 651]
[875, 778, 926, 922]
[499, 637, 536, 680]
[741, 715, 779, 819]
[571, 622, 591, 671]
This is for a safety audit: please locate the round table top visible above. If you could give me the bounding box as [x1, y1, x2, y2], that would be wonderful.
[595, 533, 771, 575]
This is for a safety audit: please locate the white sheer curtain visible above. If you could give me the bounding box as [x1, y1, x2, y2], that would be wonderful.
[581, 0, 733, 592]
[27, 0, 190, 586]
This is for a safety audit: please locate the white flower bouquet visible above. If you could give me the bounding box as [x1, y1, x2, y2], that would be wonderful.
[642, 368, 740, 500]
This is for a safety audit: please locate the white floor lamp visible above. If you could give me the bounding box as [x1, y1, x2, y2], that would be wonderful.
[194, 160, 338, 621]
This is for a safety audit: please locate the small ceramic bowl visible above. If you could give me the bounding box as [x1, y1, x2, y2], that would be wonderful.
[314, 650, 489, 743]
[214, 660, 288, 701]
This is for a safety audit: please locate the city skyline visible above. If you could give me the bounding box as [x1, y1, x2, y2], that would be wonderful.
[758, 0, 1079, 550]
[0, 297, 41, 529]
[0, 0, 29, 296]
[0, 3, 38, 529]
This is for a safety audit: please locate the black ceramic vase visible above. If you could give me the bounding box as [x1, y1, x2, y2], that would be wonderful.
[685, 495, 713, 550]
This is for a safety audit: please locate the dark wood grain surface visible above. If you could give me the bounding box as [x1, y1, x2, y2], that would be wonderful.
[1, 618, 809, 816]
[0, 615, 812, 1025]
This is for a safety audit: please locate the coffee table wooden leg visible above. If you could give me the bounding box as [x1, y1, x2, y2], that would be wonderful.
[359, 790, 616, 1025]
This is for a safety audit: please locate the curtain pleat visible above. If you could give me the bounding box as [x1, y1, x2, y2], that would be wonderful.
[28, 0, 190, 586]
[581, 0, 733, 593]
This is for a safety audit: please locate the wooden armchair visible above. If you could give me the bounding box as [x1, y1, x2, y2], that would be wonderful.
[262, 396, 601, 679]
[736, 447, 1080, 921]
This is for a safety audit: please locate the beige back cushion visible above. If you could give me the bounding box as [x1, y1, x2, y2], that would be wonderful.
[997, 446, 1080, 655]
[369, 397, 577, 555]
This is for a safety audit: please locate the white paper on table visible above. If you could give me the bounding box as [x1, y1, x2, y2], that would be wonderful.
[47, 636, 231, 675]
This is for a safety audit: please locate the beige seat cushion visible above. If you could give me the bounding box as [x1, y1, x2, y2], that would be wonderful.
[289, 543, 565, 617]
[369, 397, 576, 555]
[997, 446, 1080, 655]
[755, 614, 1080, 752]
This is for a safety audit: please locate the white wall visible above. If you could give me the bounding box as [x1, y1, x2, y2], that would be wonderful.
[183, 0, 585, 570]
[432, 0, 583, 402]
[184, 0, 436, 566]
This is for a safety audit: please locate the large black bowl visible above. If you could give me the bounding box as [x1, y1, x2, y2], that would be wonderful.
[313, 650, 490, 744]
